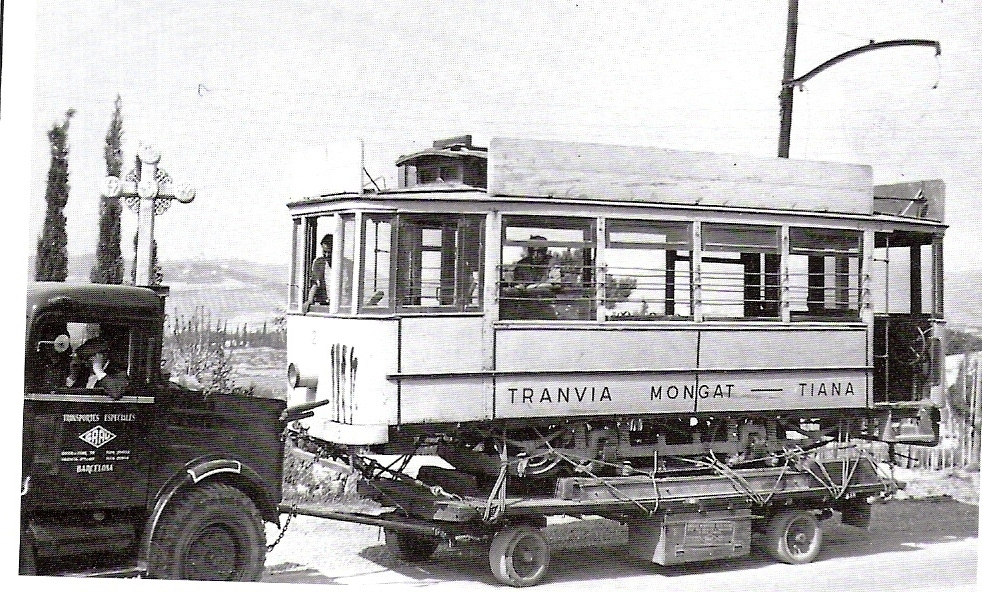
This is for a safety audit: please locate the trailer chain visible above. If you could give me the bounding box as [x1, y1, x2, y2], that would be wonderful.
[267, 437, 326, 552]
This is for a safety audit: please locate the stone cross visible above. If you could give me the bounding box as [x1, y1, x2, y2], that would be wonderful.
[102, 144, 195, 286]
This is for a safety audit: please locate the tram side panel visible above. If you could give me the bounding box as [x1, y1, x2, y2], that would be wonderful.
[495, 327, 699, 418]
[696, 327, 868, 412]
[397, 315, 489, 423]
[493, 325, 868, 419]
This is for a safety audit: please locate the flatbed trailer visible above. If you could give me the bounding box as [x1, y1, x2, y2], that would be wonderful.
[279, 444, 898, 587]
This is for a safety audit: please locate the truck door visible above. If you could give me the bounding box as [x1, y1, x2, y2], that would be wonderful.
[23, 317, 155, 511]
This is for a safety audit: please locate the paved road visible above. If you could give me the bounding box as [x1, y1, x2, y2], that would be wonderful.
[264, 498, 978, 591]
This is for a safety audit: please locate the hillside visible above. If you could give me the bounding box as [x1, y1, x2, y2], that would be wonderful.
[163, 259, 289, 328]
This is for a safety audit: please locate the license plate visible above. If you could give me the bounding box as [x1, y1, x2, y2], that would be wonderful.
[683, 521, 735, 547]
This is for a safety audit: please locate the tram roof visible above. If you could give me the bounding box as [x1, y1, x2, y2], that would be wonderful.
[287, 137, 944, 224]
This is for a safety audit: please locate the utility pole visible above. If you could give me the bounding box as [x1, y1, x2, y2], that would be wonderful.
[777, 0, 799, 158]
[776, 1, 940, 158]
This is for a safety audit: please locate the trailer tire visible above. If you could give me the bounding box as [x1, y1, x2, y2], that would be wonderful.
[148, 482, 266, 581]
[384, 528, 440, 562]
[762, 509, 823, 564]
[489, 525, 550, 587]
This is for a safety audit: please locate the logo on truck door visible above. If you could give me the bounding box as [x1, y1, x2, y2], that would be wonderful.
[78, 425, 117, 448]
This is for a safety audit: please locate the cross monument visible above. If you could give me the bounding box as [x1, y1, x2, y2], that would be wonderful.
[102, 144, 195, 286]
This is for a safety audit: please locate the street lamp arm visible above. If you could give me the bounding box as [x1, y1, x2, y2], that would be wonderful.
[786, 39, 940, 89]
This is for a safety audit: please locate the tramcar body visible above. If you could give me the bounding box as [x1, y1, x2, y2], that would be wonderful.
[284, 136, 944, 468]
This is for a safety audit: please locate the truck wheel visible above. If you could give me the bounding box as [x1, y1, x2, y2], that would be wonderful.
[384, 528, 440, 562]
[148, 482, 266, 581]
[762, 509, 823, 564]
[489, 525, 550, 587]
[19, 535, 36, 576]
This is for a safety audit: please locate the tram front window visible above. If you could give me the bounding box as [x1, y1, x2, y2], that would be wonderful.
[338, 214, 356, 312]
[500, 217, 595, 321]
[361, 215, 392, 309]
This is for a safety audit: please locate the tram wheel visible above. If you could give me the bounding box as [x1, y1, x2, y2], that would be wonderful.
[488, 525, 550, 587]
[761, 509, 823, 564]
[384, 528, 440, 562]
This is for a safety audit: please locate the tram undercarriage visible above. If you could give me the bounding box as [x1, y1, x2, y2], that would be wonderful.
[374, 409, 908, 483]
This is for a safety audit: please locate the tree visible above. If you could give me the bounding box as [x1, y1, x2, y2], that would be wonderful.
[35, 109, 76, 282]
[90, 95, 125, 284]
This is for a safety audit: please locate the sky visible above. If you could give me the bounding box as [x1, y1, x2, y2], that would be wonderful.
[4, 0, 980, 276]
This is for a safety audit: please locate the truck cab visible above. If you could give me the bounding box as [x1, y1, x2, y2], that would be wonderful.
[22, 282, 286, 580]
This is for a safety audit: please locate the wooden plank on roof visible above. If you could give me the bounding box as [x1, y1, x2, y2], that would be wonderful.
[874, 179, 944, 223]
[487, 137, 874, 215]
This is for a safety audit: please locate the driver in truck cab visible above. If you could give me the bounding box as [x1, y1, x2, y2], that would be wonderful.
[66, 336, 129, 399]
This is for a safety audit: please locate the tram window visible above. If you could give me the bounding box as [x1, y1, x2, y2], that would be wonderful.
[360, 215, 393, 309]
[604, 220, 692, 319]
[700, 224, 780, 319]
[338, 214, 357, 313]
[500, 217, 595, 321]
[788, 228, 861, 319]
[290, 218, 304, 310]
[870, 231, 937, 315]
[417, 164, 462, 185]
[296, 215, 336, 313]
[395, 214, 482, 311]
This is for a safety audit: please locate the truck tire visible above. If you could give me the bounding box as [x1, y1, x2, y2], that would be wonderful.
[148, 482, 266, 581]
[19, 535, 36, 576]
[761, 509, 823, 565]
[384, 528, 440, 562]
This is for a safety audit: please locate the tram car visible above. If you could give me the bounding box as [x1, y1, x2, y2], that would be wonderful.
[284, 135, 944, 480]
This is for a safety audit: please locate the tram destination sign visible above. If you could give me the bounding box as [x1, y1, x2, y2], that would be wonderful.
[494, 371, 867, 418]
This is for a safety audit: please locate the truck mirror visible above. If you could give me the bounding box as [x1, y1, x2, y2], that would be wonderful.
[36, 334, 72, 353]
[53, 334, 71, 353]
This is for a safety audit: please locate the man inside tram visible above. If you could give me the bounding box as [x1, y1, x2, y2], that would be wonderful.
[304, 234, 333, 313]
[500, 235, 562, 319]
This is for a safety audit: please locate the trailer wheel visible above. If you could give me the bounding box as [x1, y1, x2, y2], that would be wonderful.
[762, 509, 823, 564]
[148, 482, 266, 581]
[489, 525, 550, 587]
[384, 528, 440, 562]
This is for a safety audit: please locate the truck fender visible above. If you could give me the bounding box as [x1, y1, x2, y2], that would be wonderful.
[137, 457, 278, 571]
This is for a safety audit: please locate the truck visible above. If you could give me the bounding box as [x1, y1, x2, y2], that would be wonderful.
[21, 281, 286, 580]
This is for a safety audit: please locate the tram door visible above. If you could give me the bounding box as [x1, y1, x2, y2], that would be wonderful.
[871, 230, 943, 403]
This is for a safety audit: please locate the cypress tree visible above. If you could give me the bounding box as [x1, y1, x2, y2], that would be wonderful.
[35, 109, 75, 282]
[91, 95, 125, 284]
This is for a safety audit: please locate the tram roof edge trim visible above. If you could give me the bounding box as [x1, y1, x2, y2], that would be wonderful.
[487, 137, 875, 216]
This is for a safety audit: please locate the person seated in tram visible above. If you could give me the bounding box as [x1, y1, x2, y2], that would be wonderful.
[500, 235, 562, 320]
[304, 234, 333, 313]
[66, 336, 129, 399]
